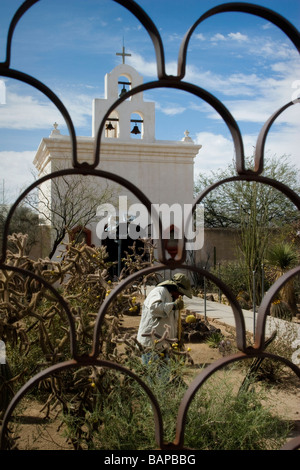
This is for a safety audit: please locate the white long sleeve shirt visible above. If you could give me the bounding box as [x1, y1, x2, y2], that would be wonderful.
[137, 286, 179, 349]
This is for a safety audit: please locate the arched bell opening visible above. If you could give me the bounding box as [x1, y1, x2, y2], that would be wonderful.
[130, 111, 144, 139]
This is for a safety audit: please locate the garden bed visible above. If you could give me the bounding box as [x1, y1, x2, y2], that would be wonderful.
[3, 310, 300, 451]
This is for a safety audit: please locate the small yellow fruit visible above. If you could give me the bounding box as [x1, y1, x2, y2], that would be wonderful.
[186, 314, 197, 324]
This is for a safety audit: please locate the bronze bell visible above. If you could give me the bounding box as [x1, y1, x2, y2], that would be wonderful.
[131, 123, 141, 134]
[119, 86, 127, 98]
[106, 121, 114, 130]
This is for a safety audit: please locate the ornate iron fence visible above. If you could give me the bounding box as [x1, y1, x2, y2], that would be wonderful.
[0, 0, 299, 450]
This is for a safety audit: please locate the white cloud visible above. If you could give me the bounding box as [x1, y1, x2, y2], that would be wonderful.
[261, 124, 300, 168]
[210, 32, 248, 43]
[0, 92, 59, 130]
[125, 41, 299, 107]
[219, 99, 273, 123]
[0, 88, 92, 131]
[193, 124, 300, 181]
[0, 80, 6, 105]
[193, 132, 235, 178]
[255, 40, 295, 60]
[228, 32, 248, 41]
[262, 22, 272, 30]
[224, 97, 300, 125]
[0, 151, 36, 201]
[162, 107, 186, 116]
[185, 65, 261, 97]
[168, 33, 183, 42]
[128, 53, 180, 79]
[127, 53, 157, 78]
[185, 55, 300, 124]
[210, 33, 226, 42]
[155, 102, 186, 116]
[207, 30, 298, 63]
[59, 92, 92, 129]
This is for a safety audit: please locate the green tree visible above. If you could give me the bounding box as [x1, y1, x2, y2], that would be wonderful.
[194, 155, 300, 302]
[26, 174, 119, 259]
[194, 155, 299, 228]
[0, 203, 41, 254]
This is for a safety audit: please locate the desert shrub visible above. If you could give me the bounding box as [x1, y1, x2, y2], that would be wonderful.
[208, 262, 249, 299]
[265, 243, 298, 314]
[184, 371, 292, 450]
[253, 321, 298, 384]
[0, 234, 156, 410]
[205, 331, 223, 348]
[58, 361, 292, 450]
[270, 300, 293, 321]
[0, 234, 296, 450]
[61, 357, 188, 450]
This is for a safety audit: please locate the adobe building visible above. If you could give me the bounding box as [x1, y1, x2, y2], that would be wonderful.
[32, 50, 202, 261]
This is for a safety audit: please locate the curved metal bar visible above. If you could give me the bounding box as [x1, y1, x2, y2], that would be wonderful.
[113, 0, 166, 79]
[255, 99, 300, 175]
[92, 263, 247, 357]
[95, 80, 245, 174]
[0, 68, 77, 167]
[0, 358, 164, 450]
[0, 167, 158, 263]
[281, 434, 300, 451]
[254, 265, 300, 349]
[173, 351, 300, 449]
[0, 263, 78, 358]
[1, 0, 41, 68]
[178, 2, 300, 79]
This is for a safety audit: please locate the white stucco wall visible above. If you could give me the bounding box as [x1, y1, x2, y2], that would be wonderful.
[33, 63, 202, 257]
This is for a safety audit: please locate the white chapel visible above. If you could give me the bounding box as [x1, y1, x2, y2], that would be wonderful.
[33, 50, 202, 256]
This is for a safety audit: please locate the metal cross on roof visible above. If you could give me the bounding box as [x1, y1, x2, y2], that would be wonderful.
[116, 45, 131, 64]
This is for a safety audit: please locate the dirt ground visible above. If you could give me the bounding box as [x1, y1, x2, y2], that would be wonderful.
[5, 310, 300, 450]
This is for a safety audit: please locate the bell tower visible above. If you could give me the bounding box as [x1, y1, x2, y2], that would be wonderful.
[34, 48, 202, 234]
[92, 47, 155, 142]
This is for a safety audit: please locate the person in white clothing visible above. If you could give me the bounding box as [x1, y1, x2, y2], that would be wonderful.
[137, 273, 193, 353]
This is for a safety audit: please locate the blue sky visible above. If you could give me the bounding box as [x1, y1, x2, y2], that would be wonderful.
[0, 0, 299, 201]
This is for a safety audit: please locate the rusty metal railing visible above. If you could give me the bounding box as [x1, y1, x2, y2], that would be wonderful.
[0, 0, 299, 450]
